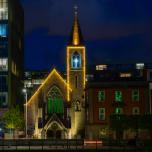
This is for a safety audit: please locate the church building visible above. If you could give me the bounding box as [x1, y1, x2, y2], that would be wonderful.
[25, 9, 86, 139]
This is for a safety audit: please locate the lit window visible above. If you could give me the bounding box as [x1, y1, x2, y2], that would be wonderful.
[96, 65, 107, 71]
[71, 51, 81, 69]
[115, 91, 122, 102]
[120, 73, 132, 78]
[136, 63, 144, 70]
[98, 90, 105, 102]
[47, 86, 63, 114]
[132, 90, 139, 102]
[115, 107, 123, 114]
[0, 58, 8, 71]
[0, 0, 8, 20]
[99, 108, 105, 120]
[132, 107, 140, 115]
[33, 79, 43, 85]
[0, 24, 7, 37]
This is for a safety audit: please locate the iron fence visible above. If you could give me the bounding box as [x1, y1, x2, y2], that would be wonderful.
[0, 139, 151, 151]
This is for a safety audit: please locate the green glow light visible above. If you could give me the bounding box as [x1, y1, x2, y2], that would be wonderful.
[115, 91, 122, 102]
[115, 107, 123, 114]
[98, 90, 105, 101]
[47, 98, 63, 114]
[132, 90, 139, 101]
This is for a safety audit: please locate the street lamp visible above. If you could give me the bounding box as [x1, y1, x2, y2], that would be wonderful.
[22, 88, 28, 139]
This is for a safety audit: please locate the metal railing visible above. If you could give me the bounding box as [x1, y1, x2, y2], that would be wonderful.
[0, 139, 151, 151]
[0, 139, 84, 150]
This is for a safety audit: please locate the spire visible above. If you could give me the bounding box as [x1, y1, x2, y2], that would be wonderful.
[68, 5, 84, 46]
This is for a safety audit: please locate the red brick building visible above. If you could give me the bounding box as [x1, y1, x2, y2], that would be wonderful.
[85, 80, 149, 139]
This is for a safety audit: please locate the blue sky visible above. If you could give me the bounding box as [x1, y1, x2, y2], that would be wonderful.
[21, 0, 152, 70]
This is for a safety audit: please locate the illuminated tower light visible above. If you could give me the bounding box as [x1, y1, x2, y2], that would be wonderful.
[74, 57, 79, 68]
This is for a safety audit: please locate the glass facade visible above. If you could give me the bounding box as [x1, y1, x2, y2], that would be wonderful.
[98, 90, 105, 102]
[0, 41, 8, 57]
[115, 91, 122, 102]
[0, 0, 8, 20]
[99, 108, 105, 120]
[0, 24, 7, 37]
[132, 89, 139, 102]
[0, 0, 24, 110]
[0, 92, 7, 107]
[0, 58, 7, 71]
[0, 76, 7, 91]
[0, 0, 8, 108]
[0, 74, 8, 108]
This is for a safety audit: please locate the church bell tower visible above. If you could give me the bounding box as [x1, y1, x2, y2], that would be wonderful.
[66, 7, 86, 138]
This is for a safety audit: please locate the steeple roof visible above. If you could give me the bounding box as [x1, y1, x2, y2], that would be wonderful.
[68, 7, 84, 46]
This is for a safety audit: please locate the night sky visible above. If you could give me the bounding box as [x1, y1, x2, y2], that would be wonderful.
[21, 0, 152, 71]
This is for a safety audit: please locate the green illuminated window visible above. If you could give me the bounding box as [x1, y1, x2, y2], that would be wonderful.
[98, 90, 105, 102]
[99, 108, 105, 120]
[47, 97, 52, 114]
[132, 90, 139, 102]
[115, 107, 123, 114]
[47, 86, 63, 114]
[115, 91, 122, 102]
[47, 98, 63, 114]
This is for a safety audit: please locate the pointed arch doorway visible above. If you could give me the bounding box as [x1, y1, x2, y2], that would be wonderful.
[46, 121, 67, 139]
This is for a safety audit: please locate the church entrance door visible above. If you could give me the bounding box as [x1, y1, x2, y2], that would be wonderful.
[46, 129, 62, 139]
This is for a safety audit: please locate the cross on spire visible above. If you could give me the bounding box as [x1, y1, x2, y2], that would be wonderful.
[68, 4, 84, 46]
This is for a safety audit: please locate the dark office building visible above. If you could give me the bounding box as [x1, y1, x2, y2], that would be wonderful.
[0, 0, 24, 116]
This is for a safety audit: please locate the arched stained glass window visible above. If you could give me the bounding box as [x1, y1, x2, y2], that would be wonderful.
[71, 51, 81, 69]
[47, 86, 63, 114]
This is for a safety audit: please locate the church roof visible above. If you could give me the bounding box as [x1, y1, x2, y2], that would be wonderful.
[26, 68, 72, 106]
[68, 8, 84, 46]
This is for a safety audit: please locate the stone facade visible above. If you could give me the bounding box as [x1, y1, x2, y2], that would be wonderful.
[25, 11, 86, 139]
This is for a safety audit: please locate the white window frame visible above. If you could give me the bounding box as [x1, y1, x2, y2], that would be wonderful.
[132, 107, 140, 115]
[99, 108, 105, 120]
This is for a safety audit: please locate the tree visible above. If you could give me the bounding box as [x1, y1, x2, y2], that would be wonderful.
[127, 115, 141, 138]
[3, 106, 25, 138]
[109, 115, 128, 139]
[140, 115, 152, 139]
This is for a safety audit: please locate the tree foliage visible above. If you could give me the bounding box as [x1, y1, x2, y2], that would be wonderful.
[3, 106, 24, 129]
[109, 114, 152, 139]
[109, 115, 129, 139]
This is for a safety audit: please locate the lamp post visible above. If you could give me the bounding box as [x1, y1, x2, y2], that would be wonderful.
[22, 88, 28, 138]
